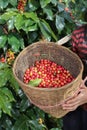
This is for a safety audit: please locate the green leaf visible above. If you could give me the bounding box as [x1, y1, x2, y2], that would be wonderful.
[29, 119, 46, 130]
[43, 6, 53, 20]
[32, 106, 45, 119]
[0, 11, 17, 21]
[24, 24, 38, 32]
[61, 11, 73, 23]
[23, 19, 38, 32]
[7, 18, 15, 30]
[0, 63, 9, 70]
[24, 19, 35, 27]
[0, 26, 5, 35]
[27, 32, 38, 43]
[0, 68, 11, 87]
[0, 19, 5, 24]
[14, 14, 24, 30]
[24, 12, 39, 23]
[0, 35, 7, 48]
[0, 0, 8, 10]
[9, 70, 20, 93]
[51, 0, 58, 6]
[9, 0, 17, 6]
[1, 87, 15, 102]
[20, 97, 30, 112]
[8, 35, 20, 52]
[0, 89, 12, 116]
[38, 21, 51, 41]
[27, 0, 40, 11]
[56, 15, 65, 32]
[15, 12, 39, 31]
[26, 108, 38, 120]
[8, 33, 24, 52]
[12, 115, 29, 130]
[39, 19, 57, 41]
[28, 79, 42, 87]
[40, 0, 51, 8]
[57, 2, 65, 12]
[1, 118, 13, 130]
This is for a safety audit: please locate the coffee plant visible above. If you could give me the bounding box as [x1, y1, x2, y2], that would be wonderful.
[0, 0, 87, 129]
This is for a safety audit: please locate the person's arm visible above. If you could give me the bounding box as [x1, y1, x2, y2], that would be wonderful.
[62, 77, 87, 112]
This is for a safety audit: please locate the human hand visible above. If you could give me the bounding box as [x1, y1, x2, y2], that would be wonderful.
[62, 77, 87, 112]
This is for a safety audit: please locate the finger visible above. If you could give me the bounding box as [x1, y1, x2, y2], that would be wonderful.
[62, 100, 79, 107]
[62, 99, 81, 109]
[67, 87, 81, 100]
[74, 87, 81, 95]
[62, 104, 78, 111]
[65, 95, 79, 104]
[80, 76, 87, 88]
[84, 76, 87, 81]
[84, 77, 87, 87]
[63, 106, 77, 111]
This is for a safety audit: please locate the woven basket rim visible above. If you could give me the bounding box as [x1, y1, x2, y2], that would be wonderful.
[13, 41, 83, 91]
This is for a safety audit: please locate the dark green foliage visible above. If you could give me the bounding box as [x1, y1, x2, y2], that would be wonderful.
[0, 0, 86, 129]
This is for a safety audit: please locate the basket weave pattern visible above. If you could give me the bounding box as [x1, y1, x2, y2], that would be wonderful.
[13, 42, 83, 118]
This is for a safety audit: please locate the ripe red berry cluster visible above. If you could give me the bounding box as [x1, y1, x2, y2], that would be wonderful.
[0, 57, 6, 63]
[17, 0, 27, 12]
[23, 59, 74, 88]
[0, 50, 15, 64]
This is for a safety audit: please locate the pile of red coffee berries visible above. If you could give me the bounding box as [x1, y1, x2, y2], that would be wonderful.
[23, 59, 74, 88]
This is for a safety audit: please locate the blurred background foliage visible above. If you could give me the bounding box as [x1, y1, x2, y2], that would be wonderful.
[0, 0, 87, 129]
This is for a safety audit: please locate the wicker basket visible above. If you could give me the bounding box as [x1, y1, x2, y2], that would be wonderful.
[13, 41, 83, 118]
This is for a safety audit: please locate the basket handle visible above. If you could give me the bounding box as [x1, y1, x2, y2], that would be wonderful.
[56, 34, 71, 45]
